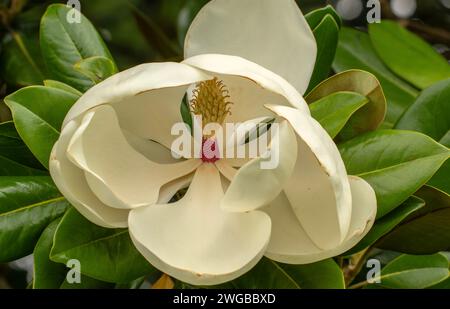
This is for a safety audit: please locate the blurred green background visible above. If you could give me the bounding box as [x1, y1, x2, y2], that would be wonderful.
[0, 0, 449, 288]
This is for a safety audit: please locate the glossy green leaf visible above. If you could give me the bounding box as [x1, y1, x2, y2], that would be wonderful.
[306, 70, 386, 141]
[4, 86, 79, 169]
[378, 254, 449, 289]
[378, 186, 450, 254]
[0, 31, 45, 86]
[309, 91, 369, 138]
[339, 130, 450, 218]
[33, 218, 67, 288]
[305, 5, 342, 29]
[215, 258, 344, 289]
[0, 121, 46, 176]
[347, 196, 425, 255]
[429, 161, 450, 196]
[0, 176, 69, 262]
[306, 14, 340, 92]
[74, 56, 118, 84]
[40, 4, 116, 92]
[51, 208, 158, 283]
[44, 80, 83, 97]
[33, 217, 114, 289]
[369, 21, 450, 90]
[395, 78, 450, 196]
[332, 27, 418, 127]
[396, 78, 450, 144]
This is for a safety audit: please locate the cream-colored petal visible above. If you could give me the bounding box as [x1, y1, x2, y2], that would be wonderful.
[183, 54, 310, 124]
[128, 163, 271, 286]
[157, 173, 194, 204]
[215, 160, 237, 182]
[267, 104, 352, 250]
[67, 105, 201, 209]
[264, 176, 377, 264]
[222, 117, 272, 168]
[184, 0, 317, 94]
[221, 121, 297, 212]
[62, 62, 211, 149]
[123, 130, 181, 164]
[49, 120, 129, 228]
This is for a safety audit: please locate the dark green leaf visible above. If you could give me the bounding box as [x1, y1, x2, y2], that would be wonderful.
[33, 218, 67, 288]
[40, 4, 116, 92]
[4, 86, 79, 169]
[212, 258, 344, 289]
[306, 12, 340, 92]
[378, 186, 450, 254]
[33, 217, 114, 289]
[305, 5, 342, 29]
[378, 254, 449, 289]
[0, 31, 45, 86]
[0, 121, 46, 175]
[339, 130, 450, 218]
[51, 208, 158, 283]
[309, 91, 369, 138]
[333, 27, 418, 127]
[369, 21, 450, 90]
[347, 196, 425, 255]
[0, 176, 69, 262]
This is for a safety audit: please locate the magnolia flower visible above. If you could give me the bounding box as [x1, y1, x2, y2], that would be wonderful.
[50, 0, 377, 285]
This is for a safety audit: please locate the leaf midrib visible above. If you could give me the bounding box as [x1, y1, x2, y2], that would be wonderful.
[0, 196, 64, 218]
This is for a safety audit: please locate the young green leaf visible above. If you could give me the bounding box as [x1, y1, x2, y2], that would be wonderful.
[333, 27, 418, 127]
[40, 4, 117, 92]
[309, 91, 369, 138]
[74, 56, 118, 84]
[369, 21, 450, 90]
[306, 70, 386, 141]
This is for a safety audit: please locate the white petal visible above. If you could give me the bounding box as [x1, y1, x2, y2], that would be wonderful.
[221, 121, 297, 212]
[267, 104, 352, 250]
[128, 163, 271, 286]
[67, 105, 201, 209]
[49, 120, 129, 228]
[264, 177, 377, 264]
[184, 0, 317, 94]
[63, 62, 211, 149]
[183, 54, 310, 124]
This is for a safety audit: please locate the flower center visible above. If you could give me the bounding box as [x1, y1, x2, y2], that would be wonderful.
[190, 77, 233, 126]
[201, 137, 220, 163]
